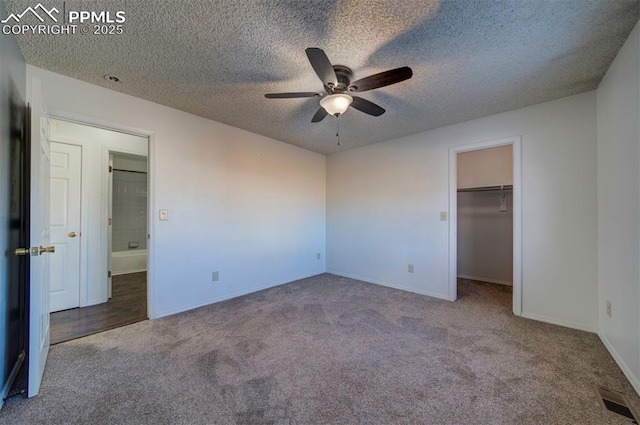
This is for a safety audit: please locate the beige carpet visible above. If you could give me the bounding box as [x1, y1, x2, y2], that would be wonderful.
[1, 274, 638, 424]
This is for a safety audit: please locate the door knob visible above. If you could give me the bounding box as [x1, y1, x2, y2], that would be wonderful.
[39, 245, 55, 254]
[68, 231, 78, 238]
[14, 248, 30, 256]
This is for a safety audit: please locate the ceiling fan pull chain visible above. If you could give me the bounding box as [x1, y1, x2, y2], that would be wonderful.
[336, 117, 340, 146]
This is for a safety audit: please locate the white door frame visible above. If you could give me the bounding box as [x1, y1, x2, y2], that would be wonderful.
[46, 111, 156, 319]
[448, 136, 523, 315]
[107, 153, 113, 299]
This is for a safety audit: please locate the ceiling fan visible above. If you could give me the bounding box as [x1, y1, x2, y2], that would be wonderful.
[265, 48, 413, 122]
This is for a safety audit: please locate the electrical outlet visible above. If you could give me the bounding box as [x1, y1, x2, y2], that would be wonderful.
[212, 271, 219, 282]
[317, 253, 321, 260]
[408, 264, 414, 273]
[606, 301, 611, 318]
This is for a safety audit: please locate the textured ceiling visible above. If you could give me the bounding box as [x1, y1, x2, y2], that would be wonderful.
[5, 0, 640, 154]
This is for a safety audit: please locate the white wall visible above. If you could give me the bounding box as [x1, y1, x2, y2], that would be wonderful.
[457, 190, 513, 284]
[597, 21, 640, 394]
[29, 66, 326, 318]
[49, 119, 148, 306]
[0, 4, 26, 406]
[327, 91, 598, 331]
[457, 145, 513, 189]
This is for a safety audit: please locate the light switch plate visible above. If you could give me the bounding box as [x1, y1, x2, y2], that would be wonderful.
[440, 211, 447, 221]
[159, 209, 168, 221]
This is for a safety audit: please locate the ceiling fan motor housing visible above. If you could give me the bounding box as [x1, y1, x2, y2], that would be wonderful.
[330, 65, 353, 93]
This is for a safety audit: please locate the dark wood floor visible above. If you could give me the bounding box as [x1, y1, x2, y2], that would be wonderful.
[50, 272, 147, 345]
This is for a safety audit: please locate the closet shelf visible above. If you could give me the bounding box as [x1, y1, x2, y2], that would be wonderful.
[457, 184, 513, 193]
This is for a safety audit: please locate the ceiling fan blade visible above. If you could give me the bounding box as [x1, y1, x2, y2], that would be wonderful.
[265, 92, 319, 99]
[311, 107, 328, 122]
[305, 48, 338, 87]
[349, 66, 413, 92]
[350, 96, 385, 117]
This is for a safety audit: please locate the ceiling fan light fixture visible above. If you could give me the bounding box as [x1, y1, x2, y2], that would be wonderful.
[320, 93, 353, 116]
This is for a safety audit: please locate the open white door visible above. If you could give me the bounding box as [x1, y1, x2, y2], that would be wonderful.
[28, 77, 51, 397]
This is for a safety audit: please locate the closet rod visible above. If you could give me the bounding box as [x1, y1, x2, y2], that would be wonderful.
[457, 185, 513, 193]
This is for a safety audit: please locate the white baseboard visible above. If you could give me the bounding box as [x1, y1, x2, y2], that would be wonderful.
[326, 270, 449, 301]
[598, 332, 640, 397]
[520, 311, 597, 333]
[152, 270, 326, 319]
[457, 274, 512, 286]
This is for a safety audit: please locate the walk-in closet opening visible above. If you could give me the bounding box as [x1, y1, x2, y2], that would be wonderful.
[456, 144, 514, 308]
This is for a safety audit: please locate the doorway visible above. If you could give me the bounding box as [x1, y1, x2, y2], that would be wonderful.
[448, 136, 522, 315]
[109, 153, 149, 283]
[46, 119, 149, 344]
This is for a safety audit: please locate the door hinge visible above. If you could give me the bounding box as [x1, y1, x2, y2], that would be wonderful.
[109, 165, 113, 173]
[108, 218, 112, 225]
[108, 271, 112, 278]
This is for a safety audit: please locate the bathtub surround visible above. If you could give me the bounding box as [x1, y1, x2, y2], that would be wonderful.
[0, 274, 637, 424]
[112, 167, 147, 252]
